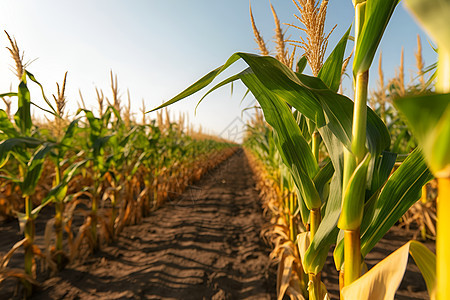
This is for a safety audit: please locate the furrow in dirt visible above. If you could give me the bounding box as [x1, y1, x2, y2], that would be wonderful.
[26, 149, 277, 300]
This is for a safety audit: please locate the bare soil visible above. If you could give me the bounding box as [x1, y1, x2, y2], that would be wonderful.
[0, 149, 435, 299]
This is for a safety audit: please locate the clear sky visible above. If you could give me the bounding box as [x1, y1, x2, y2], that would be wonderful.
[0, 0, 437, 141]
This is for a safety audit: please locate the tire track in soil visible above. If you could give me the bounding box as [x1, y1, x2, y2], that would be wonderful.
[32, 149, 277, 300]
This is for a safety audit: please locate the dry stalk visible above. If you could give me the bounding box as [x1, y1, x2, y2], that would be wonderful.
[369, 52, 387, 115]
[398, 47, 405, 96]
[109, 71, 121, 114]
[52, 72, 68, 137]
[5, 31, 26, 80]
[140, 99, 146, 125]
[156, 109, 163, 129]
[388, 47, 406, 100]
[339, 49, 353, 94]
[78, 90, 87, 110]
[287, 0, 335, 76]
[123, 89, 132, 128]
[95, 87, 105, 118]
[2, 84, 12, 119]
[164, 107, 171, 130]
[250, 4, 269, 56]
[415, 35, 425, 89]
[271, 4, 289, 66]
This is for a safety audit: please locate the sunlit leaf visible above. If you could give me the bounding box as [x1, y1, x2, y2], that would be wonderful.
[341, 240, 435, 300]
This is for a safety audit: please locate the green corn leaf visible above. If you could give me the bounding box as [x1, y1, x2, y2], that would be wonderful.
[409, 241, 437, 299]
[353, 0, 399, 74]
[25, 71, 57, 116]
[334, 148, 432, 269]
[148, 55, 241, 113]
[60, 119, 81, 149]
[313, 159, 334, 203]
[196, 74, 240, 112]
[0, 137, 42, 168]
[341, 240, 436, 300]
[369, 151, 397, 196]
[22, 143, 55, 196]
[14, 80, 32, 135]
[338, 153, 371, 231]
[303, 126, 344, 274]
[404, 0, 450, 52]
[291, 164, 322, 210]
[394, 93, 450, 177]
[0, 92, 17, 98]
[318, 25, 352, 92]
[334, 188, 381, 271]
[361, 148, 433, 257]
[296, 55, 308, 73]
[153, 52, 389, 156]
[239, 69, 319, 178]
[78, 109, 102, 137]
[32, 159, 88, 216]
[0, 110, 19, 138]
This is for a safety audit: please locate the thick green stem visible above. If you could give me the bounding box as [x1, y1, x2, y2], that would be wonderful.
[310, 208, 321, 241]
[344, 229, 361, 286]
[54, 202, 63, 266]
[352, 71, 369, 164]
[23, 195, 35, 295]
[308, 208, 321, 300]
[309, 272, 322, 300]
[312, 131, 321, 163]
[24, 195, 34, 273]
[54, 161, 64, 266]
[289, 193, 296, 241]
[437, 177, 450, 300]
[340, 2, 369, 289]
[91, 181, 99, 250]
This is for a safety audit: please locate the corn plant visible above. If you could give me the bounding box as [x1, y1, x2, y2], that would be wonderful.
[0, 41, 58, 294]
[149, 1, 441, 298]
[394, 1, 450, 299]
[71, 107, 114, 256]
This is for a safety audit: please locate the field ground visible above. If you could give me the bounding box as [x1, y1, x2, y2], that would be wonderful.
[0, 149, 434, 299]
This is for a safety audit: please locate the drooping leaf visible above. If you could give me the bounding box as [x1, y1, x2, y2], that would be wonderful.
[0, 109, 19, 138]
[313, 159, 334, 203]
[341, 240, 436, 300]
[303, 126, 344, 274]
[404, 0, 450, 52]
[153, 52, 389, 156]
[22, 143, 55, 196]
[361, 148, 433, 257]
[25, 71, 58, 116]
[0, 137, 42, 168]
[394, 93, 450, 177]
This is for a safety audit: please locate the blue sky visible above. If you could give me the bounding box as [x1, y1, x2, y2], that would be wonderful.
[0, 1, 437, 141]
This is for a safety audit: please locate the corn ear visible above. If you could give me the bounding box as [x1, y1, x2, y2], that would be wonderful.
[338, 153, 371, 231]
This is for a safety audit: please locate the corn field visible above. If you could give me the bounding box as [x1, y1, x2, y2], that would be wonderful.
[1, 0, 449, 299]
[151, 0, 448, 299]
[0, 32, 239, 297]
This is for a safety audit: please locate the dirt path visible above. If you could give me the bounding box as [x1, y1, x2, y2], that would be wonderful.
[29, 149, 277, 300]
[1, 148, 434, 300]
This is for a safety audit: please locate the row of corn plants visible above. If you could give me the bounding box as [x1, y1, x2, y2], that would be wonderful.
[0, 33, 238, 297]
[244, 111, 309, 297]
[150, 0, 446, 299]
